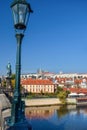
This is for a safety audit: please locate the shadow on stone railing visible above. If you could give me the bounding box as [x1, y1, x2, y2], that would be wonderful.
[0, 108, 11, 130]
[0, 94, 11, 130]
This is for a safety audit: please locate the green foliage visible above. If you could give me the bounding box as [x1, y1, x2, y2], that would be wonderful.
[25, 92, 57, 99]
[11, 79, 15, 88]
[57, 86, 69, 104]
[2, 80, 6, 87]
[57, 91, 67, 104]
[57, 86, 63, 93]
[58, 91, 67, 99]
[11, 74, 15, 79]
[66, 90, 70, 96]
[10, 74, 15, 89]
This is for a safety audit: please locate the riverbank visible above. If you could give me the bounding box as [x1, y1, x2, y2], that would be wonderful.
[25, 98, 77, 107]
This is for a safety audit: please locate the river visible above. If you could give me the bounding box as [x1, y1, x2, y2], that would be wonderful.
[25, 105, 87, 130]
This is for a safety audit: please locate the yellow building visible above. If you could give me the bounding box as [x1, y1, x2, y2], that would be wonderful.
[21, 79, 54, 93]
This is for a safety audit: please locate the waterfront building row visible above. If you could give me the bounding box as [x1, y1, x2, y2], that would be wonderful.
[21, 77, 87, 94]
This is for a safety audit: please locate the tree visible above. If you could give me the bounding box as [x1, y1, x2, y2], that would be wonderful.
[2, 80, 6, 87]
[11, 74, 15, 80]
[57, 86, 69, 104]
[11, 79, 15, 89]
[56, 86, 63, 93]
[57, 91, 67, 104]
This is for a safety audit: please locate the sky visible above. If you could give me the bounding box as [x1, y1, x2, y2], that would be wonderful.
[0, 0, 87, 75]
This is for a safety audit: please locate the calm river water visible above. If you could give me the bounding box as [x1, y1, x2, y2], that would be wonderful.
[26, 105, 87, 130]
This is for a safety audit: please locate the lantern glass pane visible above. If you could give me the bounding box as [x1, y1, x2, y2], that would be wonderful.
[12, 4, 18, 25]
[18, 4, 27, 24]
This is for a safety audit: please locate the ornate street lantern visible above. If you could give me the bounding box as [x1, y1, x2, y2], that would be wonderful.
[11, 0, 33, 31]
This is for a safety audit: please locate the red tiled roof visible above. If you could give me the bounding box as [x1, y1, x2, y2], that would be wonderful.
[21, 79, 53, 85]
[74, 79, 82, 84]
[64, 88, 87, 94]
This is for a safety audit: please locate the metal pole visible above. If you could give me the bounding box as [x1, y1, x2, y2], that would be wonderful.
[10, 33, 24, 125]
[6, 34, 32, 130]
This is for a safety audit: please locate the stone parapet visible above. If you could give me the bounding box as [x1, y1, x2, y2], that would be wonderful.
[0, 94, 11, 110]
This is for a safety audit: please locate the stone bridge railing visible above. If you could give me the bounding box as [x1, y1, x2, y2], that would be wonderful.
[0, 94, 11, 130]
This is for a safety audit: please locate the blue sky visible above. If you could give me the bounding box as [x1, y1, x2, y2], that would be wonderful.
[0, 0, 87, 75]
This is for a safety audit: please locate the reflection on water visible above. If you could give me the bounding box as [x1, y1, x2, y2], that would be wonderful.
[25, 106, 57, 119]
[57, 106, 69, 118]
[26, 105, 87, 130]
[25, 105, 76, 119]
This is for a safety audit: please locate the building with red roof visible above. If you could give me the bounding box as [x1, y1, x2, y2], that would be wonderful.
[64, 88, 87, 95]
[21, 79, 55, 93]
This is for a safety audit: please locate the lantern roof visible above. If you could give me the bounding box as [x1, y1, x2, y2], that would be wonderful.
[11, 0, 33, 13]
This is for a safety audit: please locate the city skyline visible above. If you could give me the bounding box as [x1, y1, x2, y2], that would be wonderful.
[0, 0, 87, 75]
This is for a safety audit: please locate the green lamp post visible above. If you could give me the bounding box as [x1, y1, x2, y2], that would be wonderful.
[6, 0, 33, 129]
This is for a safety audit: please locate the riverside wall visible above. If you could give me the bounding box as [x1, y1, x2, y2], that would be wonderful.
[25, 98, 77, 107]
